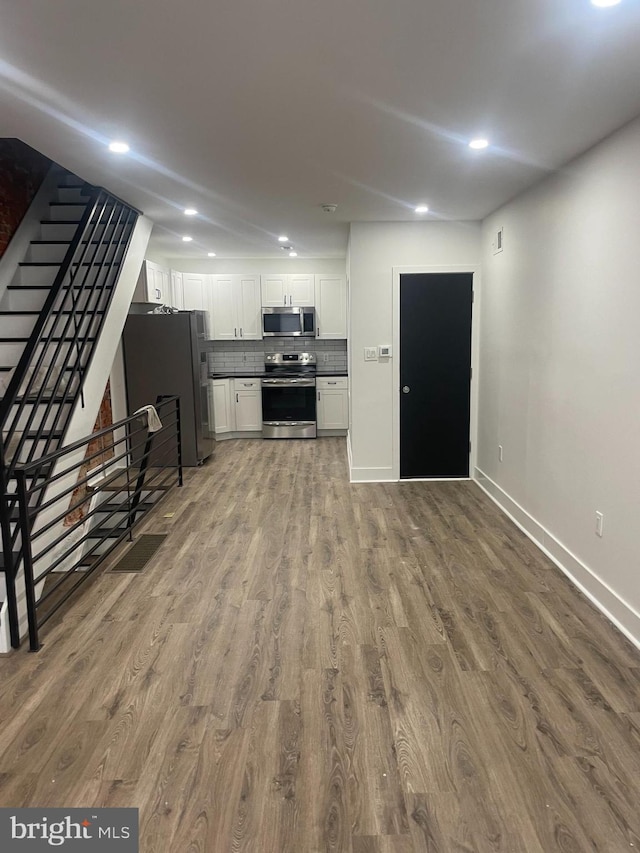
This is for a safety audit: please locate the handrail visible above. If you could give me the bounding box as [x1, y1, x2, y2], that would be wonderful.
[0, 177, 141, 648]
[0, 185, 102, 425]
[3, 194, 138, 475]
[14, 395, 182, 651]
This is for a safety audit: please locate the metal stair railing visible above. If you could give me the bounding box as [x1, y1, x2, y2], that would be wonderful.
[14, 395, 182, 651]
[0, 184, 142, 648]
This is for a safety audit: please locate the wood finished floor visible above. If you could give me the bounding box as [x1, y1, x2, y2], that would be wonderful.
[1, 438, 639, 852]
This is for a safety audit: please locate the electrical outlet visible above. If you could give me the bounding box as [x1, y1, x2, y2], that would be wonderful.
[364, 347, 377, 361]
[498, 445, 503, 462]
[595, 511, 604, 537]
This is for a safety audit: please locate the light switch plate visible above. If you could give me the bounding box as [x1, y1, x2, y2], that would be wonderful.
[364, 347, 377, 361]
[378, 345, 392, 358]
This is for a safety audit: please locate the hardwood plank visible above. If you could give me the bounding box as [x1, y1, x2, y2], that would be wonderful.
[0, 438, 638, 853]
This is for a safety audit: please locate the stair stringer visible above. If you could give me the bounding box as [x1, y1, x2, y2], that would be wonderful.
[0, 214, 153, 652]
[0, 164, 65, 302]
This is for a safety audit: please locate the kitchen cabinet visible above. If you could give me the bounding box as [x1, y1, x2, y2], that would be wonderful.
[182, 273, 207, 311]
[209, 275, 261, 341]
[182, 273, 211, 337]
[133, 259, 169, 305]
[315, 275, 347, 339]
[233, 378, 262, 431]
[261, 274, 314, 307]
[317, 376, 349, 429]
[210, 379, 235, 434]
[170, 269, 184, 310]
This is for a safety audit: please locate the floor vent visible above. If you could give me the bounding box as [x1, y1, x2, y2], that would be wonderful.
[110, 534, 166, 573]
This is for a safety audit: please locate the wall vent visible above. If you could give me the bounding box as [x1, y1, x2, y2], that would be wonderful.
[493, 226, 504, 255]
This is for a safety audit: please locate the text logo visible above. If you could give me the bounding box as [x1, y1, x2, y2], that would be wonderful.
[0, 809, 138, 851]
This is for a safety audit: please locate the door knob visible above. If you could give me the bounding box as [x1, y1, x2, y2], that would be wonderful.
[402, 385, 410, 394]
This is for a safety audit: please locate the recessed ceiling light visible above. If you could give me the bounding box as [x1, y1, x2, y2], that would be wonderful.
[591, 0, 621, 6]
[469, 138, 489, 150]
[208, 252, 216, 257]
[184, 208, 198, 216]
[278, 235, 289, 242]
[289, 251, 298, 257]
[414, 205, 429, 214]
[182, 236, 193, 242]
[108, 141, 129, 154]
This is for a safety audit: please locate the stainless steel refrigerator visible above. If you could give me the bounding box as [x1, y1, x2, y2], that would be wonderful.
[123, 311, 214, 466]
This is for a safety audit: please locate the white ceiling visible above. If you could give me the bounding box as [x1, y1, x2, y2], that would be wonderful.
[1, 0, 640, 260]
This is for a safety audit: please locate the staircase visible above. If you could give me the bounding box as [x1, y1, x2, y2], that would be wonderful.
[0, 168, 152, 651]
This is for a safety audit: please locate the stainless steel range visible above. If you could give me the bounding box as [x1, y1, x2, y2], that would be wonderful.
[261, 352, 317, 439]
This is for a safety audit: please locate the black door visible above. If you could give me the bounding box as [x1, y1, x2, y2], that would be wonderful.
[400, 272, 473, 478]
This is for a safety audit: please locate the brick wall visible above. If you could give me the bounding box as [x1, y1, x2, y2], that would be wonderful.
[64, 381, 115, 527]
[0, 139, 51, 258]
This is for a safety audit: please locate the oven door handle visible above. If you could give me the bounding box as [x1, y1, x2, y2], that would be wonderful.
[261, 378, 316, 387]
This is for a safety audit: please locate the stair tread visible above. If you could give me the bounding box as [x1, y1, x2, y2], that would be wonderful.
[86, 527, 129, 539]
[99, 502, 154, 513]
[13, 396, 75, 403]
[0, 336, 96, 343]
[7, 284, 114, 290]
[0, 310, 105, 316]
[19, 261, 122, 267]
[98, 483, 169, 493]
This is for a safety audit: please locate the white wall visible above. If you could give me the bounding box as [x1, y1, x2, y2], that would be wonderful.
[166, 257, 346, 275]
[348, 221, 481, 480]
[478, 116, 640, 646]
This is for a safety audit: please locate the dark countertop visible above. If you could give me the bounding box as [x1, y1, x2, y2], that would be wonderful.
[209, 371, 348, 379]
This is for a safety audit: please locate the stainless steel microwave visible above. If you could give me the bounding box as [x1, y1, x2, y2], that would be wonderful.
[262, 306, 316, 337]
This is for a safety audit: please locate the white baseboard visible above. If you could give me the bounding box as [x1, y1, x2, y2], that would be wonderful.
[349, 466, 395, 483]
[474, 467, 640, 651]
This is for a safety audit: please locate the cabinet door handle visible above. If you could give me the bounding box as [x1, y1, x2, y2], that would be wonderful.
[236, 393, 239, 403]
[317, 391, 320, 401]
[328, 381, 337, 385]
[234, 328, 237, 337]
[240, 328, 243, 337]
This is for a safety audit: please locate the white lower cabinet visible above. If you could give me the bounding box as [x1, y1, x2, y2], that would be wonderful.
[317, 377, 349, 430]
[210, 379, 235, 434]
[233, 379, 262, 431]
[210, 378, 263, 435]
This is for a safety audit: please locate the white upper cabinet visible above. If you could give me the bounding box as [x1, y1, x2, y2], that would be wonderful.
[261, 275, 287, 307]
[133, 260, 168, 304]
[237, 275, 262, 339]
[209, 274, 261, 341]
[182, 273, 207, 310]
[209, 275, 236, 340]
[288, 274, 315, 306]
[170, 269, 184, 310]
[183, 273, 211, 337]
[261, 273, 314, 307]
[315, 274, 347, 339]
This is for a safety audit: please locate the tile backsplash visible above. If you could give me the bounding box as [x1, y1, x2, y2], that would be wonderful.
[207, 339, 347, 374]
